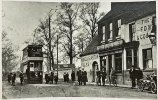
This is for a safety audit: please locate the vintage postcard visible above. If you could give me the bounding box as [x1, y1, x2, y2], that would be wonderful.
[1, 0, 157, 99]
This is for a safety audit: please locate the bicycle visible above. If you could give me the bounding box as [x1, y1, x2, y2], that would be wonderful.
[137, 75, 157, 94]
[109, 76, 117, 87]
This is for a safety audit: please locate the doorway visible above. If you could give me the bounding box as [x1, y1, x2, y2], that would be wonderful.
[92, 61, 98, 82]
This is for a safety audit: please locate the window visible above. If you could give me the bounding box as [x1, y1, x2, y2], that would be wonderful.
[117, 19, 121, 36]
[143, 49, 152, 70]
[102, 26, 105, 41]
[109, 23, 113, 39]
[126, 49, 132, 69]
[129, 23, 136, 41]
[115, 53, 122, 72]
[134, 50, 137, 67]
[126, 49, 137, 69]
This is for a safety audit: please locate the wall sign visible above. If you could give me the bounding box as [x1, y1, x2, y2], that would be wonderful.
[134, 16, 153, 45]
[97, 39, 124, 51]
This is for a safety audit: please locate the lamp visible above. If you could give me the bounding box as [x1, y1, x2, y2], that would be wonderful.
[148, 32, 156, 46]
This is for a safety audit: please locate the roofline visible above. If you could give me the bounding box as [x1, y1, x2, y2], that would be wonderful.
[22, 45, 43, 51]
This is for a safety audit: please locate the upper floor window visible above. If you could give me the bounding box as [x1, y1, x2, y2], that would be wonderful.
[109, 23, 113, 39]
[129, 23, 136, 41]
[118, 19, 121, 36]
[102, 26, 105, 41]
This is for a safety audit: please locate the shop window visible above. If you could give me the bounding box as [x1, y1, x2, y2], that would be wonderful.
[126, 49, 132, 69]
[143, 48, 152, 70]
[126, 49, 138, 69]
[115, 53, 122, 72]
[129, 23, 136, 41]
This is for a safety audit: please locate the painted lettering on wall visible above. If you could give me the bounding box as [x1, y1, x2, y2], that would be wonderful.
[134, 16, 153, 44]
[81, 54, 99, 68]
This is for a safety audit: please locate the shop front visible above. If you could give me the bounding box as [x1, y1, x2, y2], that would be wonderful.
[97, 39, 140, 85]
[97, 39, 125, 84]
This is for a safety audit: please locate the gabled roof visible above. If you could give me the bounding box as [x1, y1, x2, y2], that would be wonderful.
[98, 1, 156, 24]
[80, 35, 101, 57]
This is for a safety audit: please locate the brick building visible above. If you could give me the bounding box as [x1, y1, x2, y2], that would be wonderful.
[80, 1, 156, 85]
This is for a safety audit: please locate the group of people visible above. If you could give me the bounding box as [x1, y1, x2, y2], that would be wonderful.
[45, 71, 58, 84]
[129, 66, 143, 89]
[96, 68, 107, 86]
[77, 68, 88, 85]
[63, 70, 76, 82]
[8, 72, 24, 86]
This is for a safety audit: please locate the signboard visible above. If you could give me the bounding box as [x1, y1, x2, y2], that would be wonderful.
[97, 39, 124, 51]
[134, 16, 153, 45]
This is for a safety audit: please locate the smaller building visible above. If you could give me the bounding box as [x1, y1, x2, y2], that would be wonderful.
[53, 64, 76, 79]
[80, 35, 101, 82]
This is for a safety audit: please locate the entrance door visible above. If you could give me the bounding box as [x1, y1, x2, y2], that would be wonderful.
[108, 55, 112, 74]
[92, 61, 98, 82]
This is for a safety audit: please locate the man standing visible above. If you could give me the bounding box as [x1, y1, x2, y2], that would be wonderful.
[19, 72, 24, 85]
[26, 67, 30, 83]
[8, 73, 12, 83]
[82, 68, 87, 85]
[77, 68, 82, 85]
[96, 69, 101, 86]
[136, 68, 143, 86]
[45, 73, 49, 84]
[66, 72, 69, 82]
[63, 72, 66, 82]
[50, 71, 54, 84]
[71, 70, 75, 82]
[101, 68, 107, 86]
[11, 73, 16, 86]
[129, 66, 137, 89]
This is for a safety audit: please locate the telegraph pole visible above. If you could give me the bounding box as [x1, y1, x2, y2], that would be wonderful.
[57, 35, 59, 77]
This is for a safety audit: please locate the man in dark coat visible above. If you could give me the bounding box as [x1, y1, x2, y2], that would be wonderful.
[54, 74, 58, 84]
[136, 68, 143, 85]
[26, 67, 30, 83]
[50, 71, 54, 84]
[77, 69, 82, 85]
[63, 72, 66, 82]
[66, 72, 69, 82]
[11, 73, 16, 86]
[71, 70, 75, 82]
[101, 68, 107, 86]
[8, 73, 12, 83]
[45, 74, 49, 84]
[82, 69, 87, 85]
[129, 66, 137, 88]
[19, 72, 24, 85]
[96, 69, 101, 86]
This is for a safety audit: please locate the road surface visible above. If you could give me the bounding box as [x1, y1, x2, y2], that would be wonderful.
[2, 81, 157, 99]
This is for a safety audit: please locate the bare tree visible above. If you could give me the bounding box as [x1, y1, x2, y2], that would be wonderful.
[2, 31, 19, 74]
[80, 3, 104, 42]
[35, 9, 58, 71]
[56, 3, 80, 64]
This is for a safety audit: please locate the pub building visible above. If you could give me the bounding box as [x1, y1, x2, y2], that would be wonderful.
[80, 1, 156, 85]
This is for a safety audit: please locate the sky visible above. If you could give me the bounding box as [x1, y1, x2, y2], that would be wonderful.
[2, 1, 111, 68]
[2, 1, 111, 54]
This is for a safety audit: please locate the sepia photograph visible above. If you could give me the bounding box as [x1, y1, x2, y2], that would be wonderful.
[2, 0, 157, 99]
